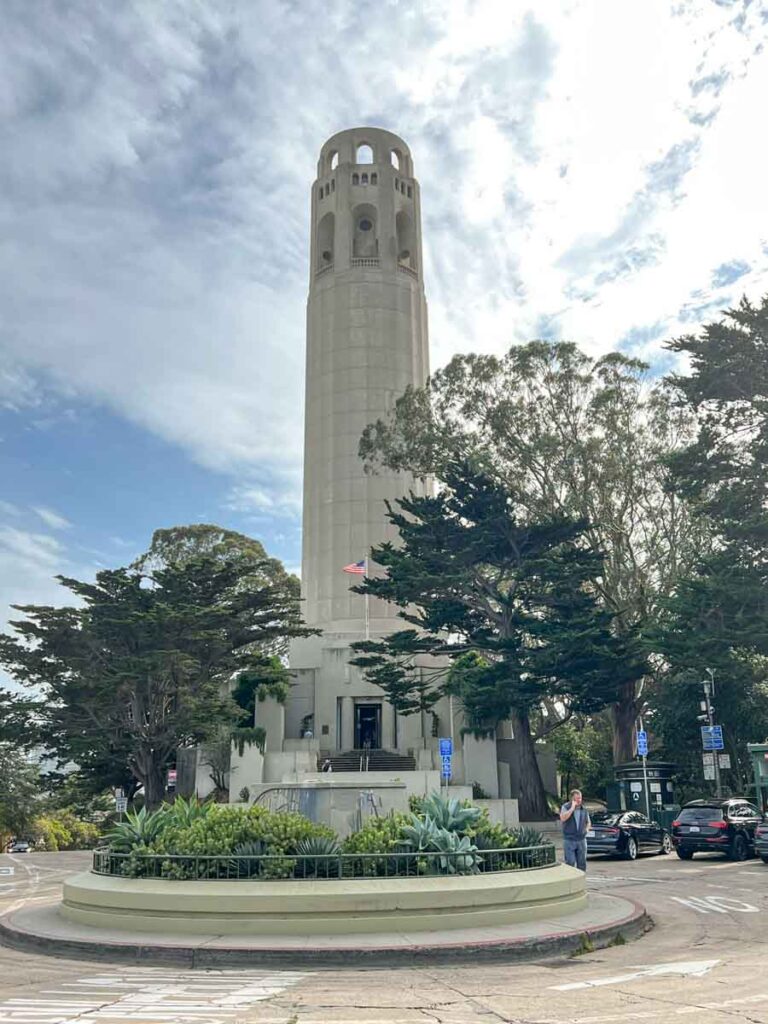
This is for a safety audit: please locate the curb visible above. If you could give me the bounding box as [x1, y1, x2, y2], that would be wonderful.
[0, 899, 652, 968]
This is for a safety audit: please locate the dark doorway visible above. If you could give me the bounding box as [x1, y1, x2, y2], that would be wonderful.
[354, 703, 382, 749]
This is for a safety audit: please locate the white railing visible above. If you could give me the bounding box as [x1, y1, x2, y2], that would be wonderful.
[351, 257, 380, 268]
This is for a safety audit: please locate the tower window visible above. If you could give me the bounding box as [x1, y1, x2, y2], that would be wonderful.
[391, 149, 401, 170]
[361, 173, 368, 185]
[352, 173, 359, 185]
[400, 182, 406, 194]
[330, 151, 339, 170]
[324, 183, 330, 196]
[358, 218, 373, 232]
[371, 173, 377, 185]
[407, 185, 412, 198]
[331, 179, 335, 191]
[356, 143, 374, 164]
[318, 187, 323, 201]
[394, 178, 398, 190]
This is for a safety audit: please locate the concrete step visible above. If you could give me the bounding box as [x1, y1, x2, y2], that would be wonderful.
[318, 750, 417, 773]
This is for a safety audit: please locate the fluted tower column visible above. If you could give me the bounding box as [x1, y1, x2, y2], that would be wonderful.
[302, 127, 429, 633]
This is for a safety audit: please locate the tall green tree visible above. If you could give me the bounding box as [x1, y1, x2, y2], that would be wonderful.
[0, 744, 41, 843]
[0, 535, 313, 808]
[360, 341, 704, 763]
[655, 297, 768, 782]
[352, 464, 645, 819]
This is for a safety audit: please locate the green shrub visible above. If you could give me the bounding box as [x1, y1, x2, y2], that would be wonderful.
[295, 835, 342, 878]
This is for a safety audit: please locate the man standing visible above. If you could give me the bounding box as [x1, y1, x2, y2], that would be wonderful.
[560, 788, 590, 872]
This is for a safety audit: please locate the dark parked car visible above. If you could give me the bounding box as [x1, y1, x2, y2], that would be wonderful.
[671, 799, 762, 861]
[586, 811, 672, 860]
[754, 820, 768, 863]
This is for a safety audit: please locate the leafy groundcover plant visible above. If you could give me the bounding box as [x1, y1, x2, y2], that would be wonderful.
[102, 794, 551, 879]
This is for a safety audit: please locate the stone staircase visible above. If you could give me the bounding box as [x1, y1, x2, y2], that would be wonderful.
[319, 749, 417, 773]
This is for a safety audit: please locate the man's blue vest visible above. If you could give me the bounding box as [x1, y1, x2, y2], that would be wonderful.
[561, 803, 588, 839]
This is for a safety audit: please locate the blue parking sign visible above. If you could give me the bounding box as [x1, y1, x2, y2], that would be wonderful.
[636, 730, 648, 756]
[439, 737, 452, 757]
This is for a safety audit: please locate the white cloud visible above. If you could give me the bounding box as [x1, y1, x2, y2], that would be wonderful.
[0, 0, 765, 502]
[33, 506, 72, 531]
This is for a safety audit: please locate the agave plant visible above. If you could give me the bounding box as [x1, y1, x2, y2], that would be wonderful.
[228, 839, 267, 878]
[428, 829, 482, 875]
[165, 796, 211, 829]
[419, 793, 482, 833]
[401, 814, 440, 851]
[509, 826, 546, 848]
[295, 835, 342, 878]
[105, 807, 169, 853]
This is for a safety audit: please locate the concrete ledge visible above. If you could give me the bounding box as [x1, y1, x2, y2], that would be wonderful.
[61, 863, 586, 935]
[0, 893, 651, 967]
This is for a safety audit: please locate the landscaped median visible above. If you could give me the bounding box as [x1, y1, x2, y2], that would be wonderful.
[62, 857, 585, 935]
[57, 792, 587, 935]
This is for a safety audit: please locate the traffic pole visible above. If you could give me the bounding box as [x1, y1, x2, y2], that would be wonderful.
[703, 674, 722, 799]
[638, 715, 651, 818]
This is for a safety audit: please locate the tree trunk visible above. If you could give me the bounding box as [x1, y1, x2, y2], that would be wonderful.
[511, 710, 551, 821]
[611, 680, 641, 764]
[133, 750, 167, 811]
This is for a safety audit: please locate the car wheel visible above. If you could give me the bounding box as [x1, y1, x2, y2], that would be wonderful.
[760, 855, 768, 864]
[660, 833, 673, 855]
[677, 849, 694, 860]
[624, 836, 638, 861]
[730, 834, 749, 861]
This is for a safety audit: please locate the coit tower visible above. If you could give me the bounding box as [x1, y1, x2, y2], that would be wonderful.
[288, 127, 430, 752]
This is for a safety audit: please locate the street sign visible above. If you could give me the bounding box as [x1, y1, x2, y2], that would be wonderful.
[636, 730, 648, 756]
[115, 796, 128, 813]
[703, 765, 716, 780]
[701, 725, 724, 751]
[702, 752, 715, 765]
[718, 753, 731, 769]
[440, 756, 452, 779]
[438, 738, 452, 757]
[167, 769, 178, 788]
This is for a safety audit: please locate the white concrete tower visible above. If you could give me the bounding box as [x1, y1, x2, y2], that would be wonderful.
[303, 127, 429, 632]
[288, 127, 430, 753]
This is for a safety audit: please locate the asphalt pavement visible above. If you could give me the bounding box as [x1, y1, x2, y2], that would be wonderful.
[0, 847, 766, 1023]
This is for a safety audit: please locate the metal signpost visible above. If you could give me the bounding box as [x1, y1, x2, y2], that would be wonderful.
[439, 737, 452, 790]
[700, 671, 723, 798]
[636, 723, 651, 817]
[114, 788, 127, 820]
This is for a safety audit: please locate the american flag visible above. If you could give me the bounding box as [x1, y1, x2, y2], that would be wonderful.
[343, 559, 367, 575]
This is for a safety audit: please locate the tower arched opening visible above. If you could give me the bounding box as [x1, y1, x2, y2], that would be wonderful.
[396, 210, 415, 268]
[356, 143, 374, 164]
[351, 203, 378, 258]
[317, 211, 335, 268]
[390, 149, 401, 170]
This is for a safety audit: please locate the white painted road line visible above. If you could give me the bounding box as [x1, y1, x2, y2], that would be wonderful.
[671, 895, 759, 913]
[550, 959, 720, 991]
[0, 969, 310, 1023]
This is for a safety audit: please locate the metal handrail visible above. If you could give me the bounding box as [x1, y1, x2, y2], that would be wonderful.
[91, 843, 556, 881]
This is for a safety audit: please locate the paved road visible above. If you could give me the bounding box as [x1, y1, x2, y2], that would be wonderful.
[0, 848, 766, 1023]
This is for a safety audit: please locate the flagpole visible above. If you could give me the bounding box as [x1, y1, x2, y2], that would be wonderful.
[364, 557, 370, 642]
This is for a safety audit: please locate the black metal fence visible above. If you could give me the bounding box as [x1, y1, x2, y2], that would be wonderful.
[92, 843, 557, 881]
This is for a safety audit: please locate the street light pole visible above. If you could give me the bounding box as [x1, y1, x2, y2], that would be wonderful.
[703, 670, 722, 799]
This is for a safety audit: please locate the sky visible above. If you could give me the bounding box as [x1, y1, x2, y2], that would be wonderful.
[1, 0, 767, 678]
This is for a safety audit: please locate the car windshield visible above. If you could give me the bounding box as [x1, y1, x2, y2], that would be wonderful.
[679, 806, 723, 823]
[591, 813, 622, 826]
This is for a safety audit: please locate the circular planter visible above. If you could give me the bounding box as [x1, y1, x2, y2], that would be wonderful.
[61, 863, 586, 936]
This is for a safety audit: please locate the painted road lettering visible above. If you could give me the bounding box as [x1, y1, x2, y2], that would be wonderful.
[671, 895, 759, 914]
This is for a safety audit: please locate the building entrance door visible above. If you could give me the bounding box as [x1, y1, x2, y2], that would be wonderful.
[354, 703, 382, 749]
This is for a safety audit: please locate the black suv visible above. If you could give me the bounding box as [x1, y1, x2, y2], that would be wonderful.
[671, 799, 763, 861]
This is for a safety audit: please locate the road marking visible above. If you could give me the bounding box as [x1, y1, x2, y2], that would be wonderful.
[0, 968, 309, 1023]
[549, 959, 720, 991]
[671, 894, 759, 914]
[0, 868, 14, 877]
